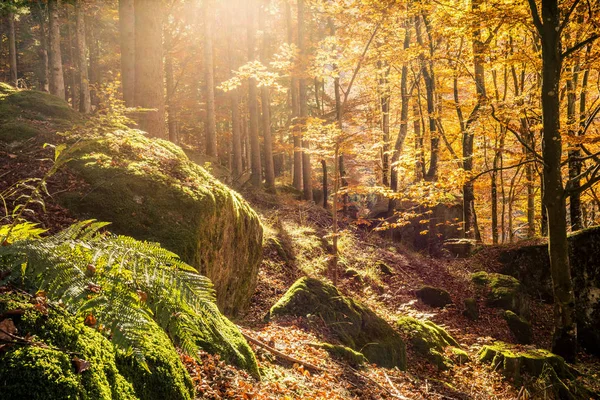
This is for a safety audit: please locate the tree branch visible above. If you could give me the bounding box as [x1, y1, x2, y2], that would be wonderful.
[469, 158, 537, 182]
[559, 0, 582, 35]
[490, 105, 545, 164]
[526, 0, 543, 34]
[562, 33, 600, 58]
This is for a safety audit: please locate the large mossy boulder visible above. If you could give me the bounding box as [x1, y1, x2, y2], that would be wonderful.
[479, 342, 592, 399]
[503, 310, 532, 344]
[471, 271, 528, 315]
[57, 130, 262, 316]
[268, 277, 406, 369]
[397, 316, 461, 370]
[498, 227, 600, 356]
[0, 292, 194, 400]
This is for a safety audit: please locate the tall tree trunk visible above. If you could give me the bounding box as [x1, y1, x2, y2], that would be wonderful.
[34, 2, 50, 92]
[48, 0, 65, 99]
[228, 2, 243, 181]
[203, 0, 217, 157]
[164, 25, 177, 143]
[76, 2, 91, 114]
[119, 0, 135, 106]
[298, 0, 312, 200]
[247, 1, 262, 187]
[7, 11, 17, 87]
[379, 61, 390, 187]
[529, 0, 577, 361]
[133, 0, 166, 138]
[86, 15, 99, 107]
[260, 1, 275, 190]
[287, 1, 302, 191]
[66, 7, 77, 107]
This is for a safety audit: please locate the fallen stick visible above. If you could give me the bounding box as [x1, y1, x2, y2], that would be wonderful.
[239, 330, 325, 373]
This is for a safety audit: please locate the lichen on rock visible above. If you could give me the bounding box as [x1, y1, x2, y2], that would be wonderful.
[269, 277, 406, 369]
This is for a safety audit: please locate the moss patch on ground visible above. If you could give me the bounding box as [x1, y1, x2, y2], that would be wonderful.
[58, 129, 263, 316]
[315, 343, 368, 367]
[397, 316, 461, 370]
[0, 292, 137, 400]
[269, 277, 406, 369]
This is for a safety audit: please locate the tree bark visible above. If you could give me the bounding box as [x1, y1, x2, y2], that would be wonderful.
[119, 0, 135, 106]
[247, 1, 262, 187]
[203, 0, 217, 157]
[287, 1, 302, 191]
[529, 0, 577, 361]
[48, 0, 65, 99]
[66, 7, 77, 107]
[260, 1, 275, 190]
[228, 2, 243, 181]
[7, 11, 17, 87]
[164, 24, 177, 143]
[298, 0, 312, 201]
[379, 61, 390, 187]
[76, 2, 91, 114]
[133, 0, 166, 138]
[33, 2, 49, 92]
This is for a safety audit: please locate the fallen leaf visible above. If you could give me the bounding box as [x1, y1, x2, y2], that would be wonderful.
[0, 318, 18, 340]
[72, 356, 91, 373]
[84, 314, 97, 326]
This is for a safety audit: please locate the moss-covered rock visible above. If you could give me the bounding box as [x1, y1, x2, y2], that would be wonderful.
[316, 343, 367, 367]
[0, 292, 137, 400]
[397, 316, 460, 370]
[0, 85, 79, 143]
[375, 261, 393, 275]
[503, 310, 532, 344]
[115, 327, 194, 400]
[415, 286, 452, 308]
[478, 342, 592, 399]
[269, 277, 406, 369]
[463, 298, 479, 320]
[58, 130, 263, 316]
[471, 271, 527, 315]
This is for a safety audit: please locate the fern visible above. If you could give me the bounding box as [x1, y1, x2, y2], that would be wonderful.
[0, 220, 226, 366]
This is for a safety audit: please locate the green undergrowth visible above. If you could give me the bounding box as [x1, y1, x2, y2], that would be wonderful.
[269, 277, 406, 369]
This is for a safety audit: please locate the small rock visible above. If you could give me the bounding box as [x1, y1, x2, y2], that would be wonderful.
[463, 298, 479, 320]
[503, 310, 532, 344]
[416, 286, 453, 308]
[375, 261, 393, 275]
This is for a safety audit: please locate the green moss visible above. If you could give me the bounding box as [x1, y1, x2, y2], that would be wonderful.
[58, 130, 263, 316]
[0, 292, 137, 400]
[0, 88, 79, 143]
[115, 326, 194, 400]
[269, 277, 406, 369]
[503, 310, 532, 344]
[471, 271, 525, 313]
[478, 342, 574, 383]
[397, 316, 460, 370]
[316, 343, 367, 367]
[450, 348, 469, 364]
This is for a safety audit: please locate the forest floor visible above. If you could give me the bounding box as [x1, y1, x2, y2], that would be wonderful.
[2, 138, 599, 399]
[185, 188, 600, 400]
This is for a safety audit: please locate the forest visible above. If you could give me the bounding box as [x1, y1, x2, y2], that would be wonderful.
[0, 0, 599, 398]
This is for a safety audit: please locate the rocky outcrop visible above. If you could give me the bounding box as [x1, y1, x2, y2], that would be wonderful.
[269, 277, 406, 369]
[471, 271, 528, 316]
[497, 227, 600, 356]
[503, 310, 532, 344]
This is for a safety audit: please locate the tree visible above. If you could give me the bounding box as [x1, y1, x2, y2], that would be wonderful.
[259, 0, 275, 190]
[203, 0, 217, 157]
[247, 1, 262, 187]
[133, 0, 166, 138]
[75, 2, 91, 114]
[298, 0, 312, 201]
[7, 9, 18, 87]
[48, 0, 65, 99]
[119, 0, 135, 106]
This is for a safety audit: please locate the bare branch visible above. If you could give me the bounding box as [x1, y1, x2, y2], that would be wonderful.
[562, 34, 600, 59]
